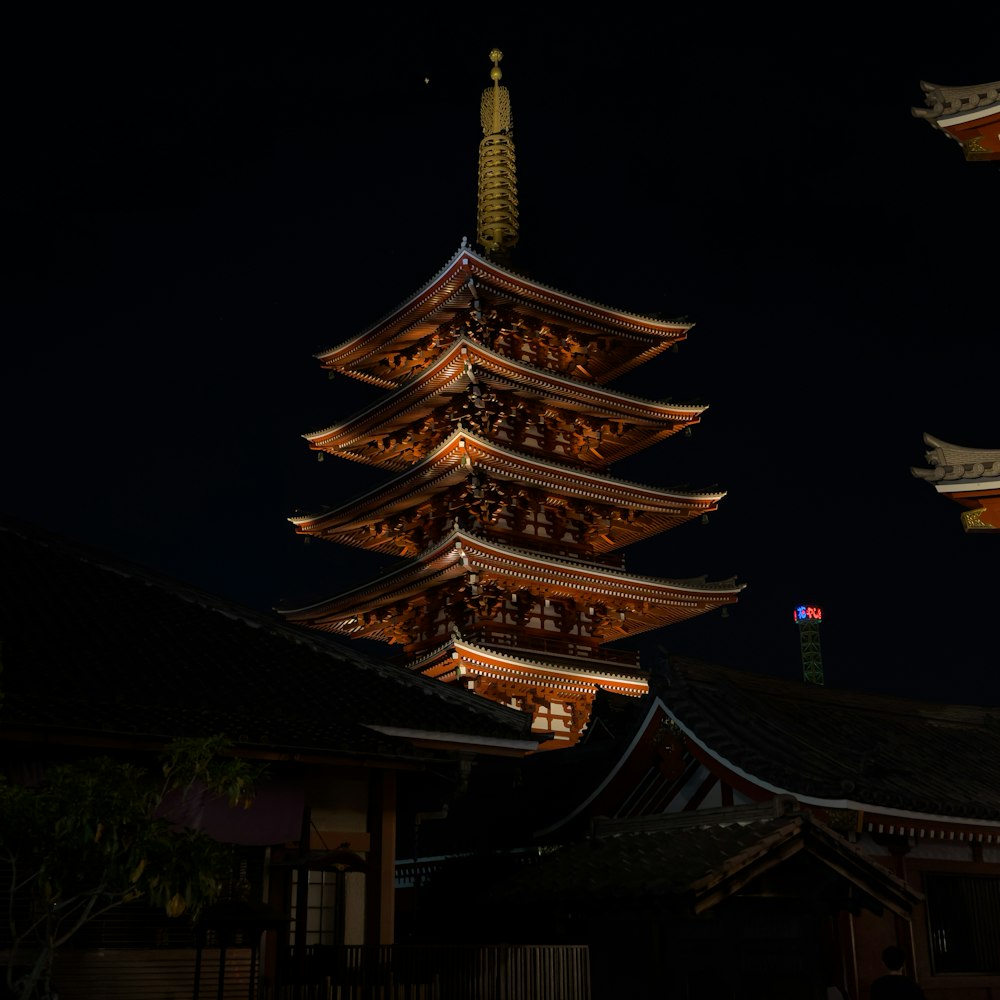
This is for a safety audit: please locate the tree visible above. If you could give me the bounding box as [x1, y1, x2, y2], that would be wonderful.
[0, 736, 261, 1000]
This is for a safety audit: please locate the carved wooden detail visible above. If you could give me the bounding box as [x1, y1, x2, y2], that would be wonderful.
[355, 575, 639, 658]
[474, 677, 594, 739]
[342, 475, 648, 558]
[369, 305, 635, 383]
[355, 382, 641, 468]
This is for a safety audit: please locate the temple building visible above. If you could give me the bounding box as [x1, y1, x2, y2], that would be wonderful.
[911, 78, 1000, 160]
[280, 50, 742, 748]
[911, 432, 1000, 532]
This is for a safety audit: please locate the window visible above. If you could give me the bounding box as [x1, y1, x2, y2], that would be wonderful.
[290, 869, 338, 947]
[925, 873, 1000, 974]
[289, 868, 365, 947]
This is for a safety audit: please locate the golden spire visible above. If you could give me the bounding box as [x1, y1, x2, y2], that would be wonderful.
[476, 48, 519, 261]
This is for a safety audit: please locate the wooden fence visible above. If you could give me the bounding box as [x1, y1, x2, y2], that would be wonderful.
[51, 946, 255, 999]
[272, 944, 592, 1000]
[48, 943, 590, 1000]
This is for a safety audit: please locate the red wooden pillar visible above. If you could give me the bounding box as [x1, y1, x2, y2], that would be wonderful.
[366, 769, 397, 945]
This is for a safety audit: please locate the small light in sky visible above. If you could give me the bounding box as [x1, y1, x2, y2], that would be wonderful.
[424, 77, 430, 85]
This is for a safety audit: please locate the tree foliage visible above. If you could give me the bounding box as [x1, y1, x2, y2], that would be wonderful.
[0, 736, 261, 999]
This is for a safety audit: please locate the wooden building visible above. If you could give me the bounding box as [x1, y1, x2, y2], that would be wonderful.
[0, 517, 544, 998]
[412, 656, 1000, 999]
[280, 50, 742, 748]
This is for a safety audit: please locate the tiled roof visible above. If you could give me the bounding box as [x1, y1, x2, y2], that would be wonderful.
[911, 432, 1000, 485]
[413, 654, 1000, 859]
[315, 242, 692, 366]
[659, 655, 1000, 821]
[0, 518, 536, 760]
[486, 799, 920, 916]
[912, 80, 1000, 124]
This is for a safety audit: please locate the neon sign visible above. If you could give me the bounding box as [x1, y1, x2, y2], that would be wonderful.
[793, 605, 822, 623]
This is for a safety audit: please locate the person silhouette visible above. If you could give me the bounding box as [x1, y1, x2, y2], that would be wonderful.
[870, 945, 925, 999]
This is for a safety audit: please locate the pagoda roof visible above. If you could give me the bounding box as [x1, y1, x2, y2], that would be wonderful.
[278, 525, 743, 641]
[305, 335, 703, 470]
[290, 428, 725, 555]
[911, 431, 1000, 489]
[315, 242, 693, 387]
[415, 635, 650, 697]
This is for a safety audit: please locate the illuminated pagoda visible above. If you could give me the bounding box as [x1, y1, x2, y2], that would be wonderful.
[281, 50, 743, 748]
[911, 79, 1000, 161]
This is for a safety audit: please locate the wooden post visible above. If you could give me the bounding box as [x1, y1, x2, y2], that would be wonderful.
[365, 769, 397, 945]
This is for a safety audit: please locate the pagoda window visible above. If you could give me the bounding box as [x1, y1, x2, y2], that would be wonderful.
[532, 703, 571, 736]
[541, 606, 558, 633]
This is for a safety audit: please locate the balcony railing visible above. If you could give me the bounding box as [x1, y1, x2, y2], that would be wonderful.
[464, 628, 640, 669]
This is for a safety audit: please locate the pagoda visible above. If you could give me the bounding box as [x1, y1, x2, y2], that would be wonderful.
[280, 50, 743, 748]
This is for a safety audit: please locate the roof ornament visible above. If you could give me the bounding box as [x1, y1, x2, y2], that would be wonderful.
[476, 48, 519, 262]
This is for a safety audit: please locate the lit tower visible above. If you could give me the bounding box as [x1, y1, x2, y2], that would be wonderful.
[280, 51, 744, 748]
[793, 605, 824, 685]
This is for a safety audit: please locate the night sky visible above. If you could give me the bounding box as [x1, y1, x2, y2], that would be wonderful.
[4, 19, 999, 705]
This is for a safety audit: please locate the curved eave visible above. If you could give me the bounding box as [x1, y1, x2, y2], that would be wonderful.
[912, 80, 1000, 125]
[290, 429, 725, 553]
[363, 725, 542, 755]
[911, 432, 1000, 485]
[304, 338, 704, 469]
[664, 699, 1000, 831]
[278, 527, 743, 637]
[314, 244, 692, 383]
[534, 697, 671, 837]
[411, 638, 649, 696]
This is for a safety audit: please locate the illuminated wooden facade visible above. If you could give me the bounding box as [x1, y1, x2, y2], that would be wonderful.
[911, 79, 1000, 161]
[281, 51, 742, 747]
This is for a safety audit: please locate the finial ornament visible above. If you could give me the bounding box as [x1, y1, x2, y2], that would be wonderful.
[476, 48, 518, 260]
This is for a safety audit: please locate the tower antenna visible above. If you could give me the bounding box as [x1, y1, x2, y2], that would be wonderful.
[793, 604, 824, 685]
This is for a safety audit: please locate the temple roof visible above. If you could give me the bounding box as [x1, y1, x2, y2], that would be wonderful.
[911, 431, 1000, 487]
[484, 656, 1000, 851]
[912, 79, 1000, 124]
[658, 655, 1000, 823]
[0, 518, 539, 760]
[278, 526, 743, 640]
[911, 79, 1000, 160]
[314, 243, 693, 387]
[485, 798, 921, 918]
[290, 428, 724, 555]
[305, 335, 702, 470]
[411, 635, 649, 697]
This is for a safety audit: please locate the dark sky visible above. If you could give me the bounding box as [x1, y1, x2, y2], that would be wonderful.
[3, 19, 999, 704]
